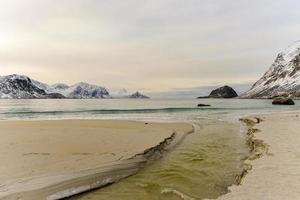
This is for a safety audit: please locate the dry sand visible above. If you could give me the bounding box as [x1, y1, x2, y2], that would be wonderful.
[218, 111, 300, 200]
[0, 120, 194, 200]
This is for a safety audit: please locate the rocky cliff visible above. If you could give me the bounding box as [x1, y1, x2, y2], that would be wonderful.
[242, 41, 300, 98]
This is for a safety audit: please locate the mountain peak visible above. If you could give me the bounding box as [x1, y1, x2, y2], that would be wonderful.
[5, 74, 31, 81]
[280, 41, 300, 63]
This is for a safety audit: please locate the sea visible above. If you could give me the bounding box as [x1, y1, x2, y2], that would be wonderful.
[0, 98, 299, 200]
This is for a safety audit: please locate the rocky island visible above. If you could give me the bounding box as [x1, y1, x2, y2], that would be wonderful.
[126, 91, 150, 99]
[197, 85, 238, 99]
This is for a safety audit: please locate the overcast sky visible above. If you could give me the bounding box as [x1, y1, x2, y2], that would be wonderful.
[0, 0, 300, 92]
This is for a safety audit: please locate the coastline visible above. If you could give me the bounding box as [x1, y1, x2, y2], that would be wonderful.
[2, 108, 299, 200]
[217, 111, 300, 200]
[0, 120, 194, 200]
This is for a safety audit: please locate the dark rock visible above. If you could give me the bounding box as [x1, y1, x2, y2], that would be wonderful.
[127, 91, 150, 99]
[197, 96, 209, 99]
[272, 97, 295, 105]
[46, 93, 66, 99]
[197, 104, 211, 107]
[209, 86, 238, 98]
[197, 85, 238, 99]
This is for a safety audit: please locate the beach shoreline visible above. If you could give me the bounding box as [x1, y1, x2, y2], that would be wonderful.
[2, 110, 299, 200]
[0, 120, 194, 200]
[217, 111, 300, 200]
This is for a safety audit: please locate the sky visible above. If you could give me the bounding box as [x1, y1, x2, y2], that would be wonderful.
[0, 0, 300, 93]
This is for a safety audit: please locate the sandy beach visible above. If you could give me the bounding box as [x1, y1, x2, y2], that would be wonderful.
[0, 120, 194, 200]
[218, 111, 300, 200]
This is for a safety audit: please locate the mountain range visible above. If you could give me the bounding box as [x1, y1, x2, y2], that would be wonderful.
[0, 74, 149, 99]
[1, 41, 300, 100]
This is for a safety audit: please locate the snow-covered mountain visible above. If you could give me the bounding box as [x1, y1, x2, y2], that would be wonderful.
[49, 83, 69, 91]
[109, 88, 129, 98]
[242, 41, 300, 98]
[0, 74, 64, 99]
[0, 74, 109, 99]
[109, 89, 150, 99]
[50, 82, 110, 99]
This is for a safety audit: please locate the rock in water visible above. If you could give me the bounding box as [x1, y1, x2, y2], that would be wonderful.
[197, 104, 211, 107]
[209, 86, 238, 98]
[127, 92, 150, 99]
[198, 86, 238, 98]
[46, 93, 66, 99]
[272, 97, 295, 105]
[242, 41, 300, 98]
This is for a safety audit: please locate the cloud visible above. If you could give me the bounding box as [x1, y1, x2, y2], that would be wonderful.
[0, 0, 300, 90]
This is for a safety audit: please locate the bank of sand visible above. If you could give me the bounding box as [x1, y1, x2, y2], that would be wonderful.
[0, 120, 194, 200]
[218, 111, 300, 200]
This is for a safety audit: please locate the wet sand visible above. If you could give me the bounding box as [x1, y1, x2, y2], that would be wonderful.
[0, 120, 194, 200]
[218, 111, 300, 200]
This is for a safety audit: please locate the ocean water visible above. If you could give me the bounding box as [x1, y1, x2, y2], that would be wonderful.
[0, 99, 299, 121]
[1, 99, 299, 200]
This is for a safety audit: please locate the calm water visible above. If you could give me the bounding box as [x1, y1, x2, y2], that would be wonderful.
[0, 99, 299, 121]
[0, 99, 299, 200]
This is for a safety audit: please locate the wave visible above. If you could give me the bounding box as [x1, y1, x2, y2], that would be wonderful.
[161, 187, 195, 200]
[0, 107, 222, 115]
[0, 106, 261, 116]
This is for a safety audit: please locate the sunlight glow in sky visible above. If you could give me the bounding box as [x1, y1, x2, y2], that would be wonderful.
[0, 0, 300, 91]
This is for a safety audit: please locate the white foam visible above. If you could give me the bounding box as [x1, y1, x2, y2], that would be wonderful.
[161, 187, 195, 200]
